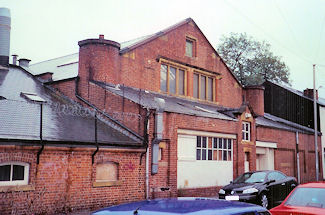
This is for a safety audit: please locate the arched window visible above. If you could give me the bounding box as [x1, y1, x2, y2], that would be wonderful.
[0, 162, 29, 186]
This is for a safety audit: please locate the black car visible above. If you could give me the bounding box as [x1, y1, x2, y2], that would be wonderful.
[218, 170, 297, 208]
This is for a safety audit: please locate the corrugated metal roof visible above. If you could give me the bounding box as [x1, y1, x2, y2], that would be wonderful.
[0, 66, 142, 145]
[256, 113, 316, 134]
[93, 80, 237, 122]
[29, 53, 79, 82]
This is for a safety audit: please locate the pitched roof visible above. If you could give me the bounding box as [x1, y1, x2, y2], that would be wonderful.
[29, 53, 78, 82]
[93, 80, 237, 122]
[0, 66, 142, 146]
[256, 113, 317, 134]
[28, 18, 242, 86]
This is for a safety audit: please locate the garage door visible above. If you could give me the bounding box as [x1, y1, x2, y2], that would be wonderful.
[177, 131, 234, 188]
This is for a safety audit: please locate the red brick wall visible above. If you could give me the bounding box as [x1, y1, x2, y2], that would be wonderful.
[0, 146, 145, 215]
[257, 126, 323, 183]
[119, 21, 243, 108]
[75, 21, 243, 109]
[51, 79, 77, 102]
[146, 111, 240, 198]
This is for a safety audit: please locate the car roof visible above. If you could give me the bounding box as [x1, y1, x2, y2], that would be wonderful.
[298, 182, 325, 188]
[93, 197, 268, 215]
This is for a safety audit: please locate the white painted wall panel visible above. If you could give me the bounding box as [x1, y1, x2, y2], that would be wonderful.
[177, 134, 233, 188]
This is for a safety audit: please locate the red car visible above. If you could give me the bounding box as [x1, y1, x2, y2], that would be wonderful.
[270, 182, 325, 215]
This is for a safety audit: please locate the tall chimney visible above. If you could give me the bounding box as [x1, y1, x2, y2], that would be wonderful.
[0, 8, 11, 67]
[244, 86, 265, 116]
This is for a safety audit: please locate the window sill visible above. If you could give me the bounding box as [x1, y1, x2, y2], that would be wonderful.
[0, 184, 35, 193]
[93, 180, 122, 187]
[242, 140, 254, 145]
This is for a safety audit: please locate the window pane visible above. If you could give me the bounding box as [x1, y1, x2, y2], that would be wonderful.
[196, 149, 201, 160]
[228, 139, 232, 149]
[223, 151, 227, 161]
[207, 77, 213, 101]
[202, 137, 207, 148]
[219, 150, 222, 160]
[208, 138, 212, 148]
[208, 150, 212, 160]
[197, 136, 201, 147]
[213, 151, 218, 160]
[160, 65, 167, 92]
[200, 76, 206, 99]
[223, 139, 227, 149]
[228, 151, 232, 161]
[193, 74, 199, 98]
[169, 66, 176, 94]
[213, 138, 217, 148]
[0, 165, 11, 181]
[202, 149, 206, 160]
[186, 40, 193, 57]
[218, 138, 222, 149]
[13, 165, 24, 180]
[178, 69, 185, 95]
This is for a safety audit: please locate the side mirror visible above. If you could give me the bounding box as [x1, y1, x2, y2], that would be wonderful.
[264, 179, 275, 185]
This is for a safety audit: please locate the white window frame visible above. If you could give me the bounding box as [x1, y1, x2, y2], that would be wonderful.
[196, 136, 233, 161]
[242, 122, 251, 141]
[0, 162, 29, 186]
[214, 138, 233, 161]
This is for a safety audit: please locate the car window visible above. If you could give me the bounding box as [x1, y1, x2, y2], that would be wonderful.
[267, 171, 286, 181]
[285, 187, 325, 208]
[233, 172, 266, 183]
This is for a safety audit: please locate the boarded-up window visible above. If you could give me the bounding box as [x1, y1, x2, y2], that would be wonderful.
[96, 162, 118, 182]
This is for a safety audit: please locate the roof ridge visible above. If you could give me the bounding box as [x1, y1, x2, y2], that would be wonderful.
[30, 52, 78, 66]
[119, 18, 193, 53]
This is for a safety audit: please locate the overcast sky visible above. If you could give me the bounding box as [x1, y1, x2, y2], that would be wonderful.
[2, 0, 325, 98]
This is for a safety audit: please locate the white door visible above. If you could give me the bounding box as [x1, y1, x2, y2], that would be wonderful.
[244, 152, 250, 172]
[256, 147, 274, 171]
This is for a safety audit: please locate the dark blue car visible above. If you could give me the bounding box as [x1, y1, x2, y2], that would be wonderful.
[92, 197, 270, 215]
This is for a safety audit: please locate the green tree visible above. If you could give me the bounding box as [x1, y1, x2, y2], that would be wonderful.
[217, 33, 290, 86]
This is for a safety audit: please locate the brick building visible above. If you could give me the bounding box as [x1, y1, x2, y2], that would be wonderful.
[0, 18, 322, 214]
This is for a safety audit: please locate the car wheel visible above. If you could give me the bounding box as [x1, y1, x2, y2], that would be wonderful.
[259, 193, 269, 208]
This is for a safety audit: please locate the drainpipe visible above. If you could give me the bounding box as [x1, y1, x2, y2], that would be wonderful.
[37, 103, 44, 164]
[296, 132, 300, 184]
[139, 109, 151, 199]
[151, 97, 165, 175]
[92, 112, 98, 164]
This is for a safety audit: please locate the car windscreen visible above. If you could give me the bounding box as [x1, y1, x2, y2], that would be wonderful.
[233, 172, 266, 183]
[285, 187, 325, 208]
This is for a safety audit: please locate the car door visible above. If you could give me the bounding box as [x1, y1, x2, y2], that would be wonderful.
[267, 171, 287, 204]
